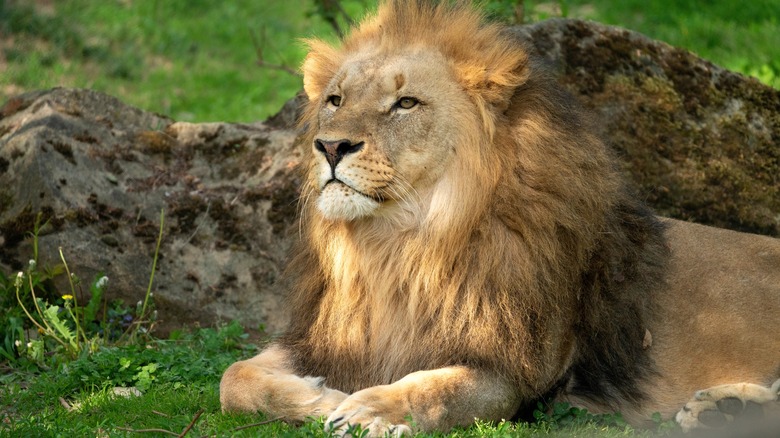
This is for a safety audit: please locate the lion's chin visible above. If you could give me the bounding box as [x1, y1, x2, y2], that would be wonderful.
[317, 182, 380, 221]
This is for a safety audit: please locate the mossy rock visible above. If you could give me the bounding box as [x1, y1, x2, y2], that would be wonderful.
[515, 19, 779, 236]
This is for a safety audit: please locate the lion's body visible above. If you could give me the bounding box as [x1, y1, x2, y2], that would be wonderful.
[220, 1, 780, 434]
[561, 218, 780, 424]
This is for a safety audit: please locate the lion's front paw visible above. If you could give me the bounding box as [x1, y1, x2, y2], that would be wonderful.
[675, 379, 780, 432]
[324, 386, 413, 437]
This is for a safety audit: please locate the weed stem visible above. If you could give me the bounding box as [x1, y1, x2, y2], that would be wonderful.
[59, 247, 87, 348]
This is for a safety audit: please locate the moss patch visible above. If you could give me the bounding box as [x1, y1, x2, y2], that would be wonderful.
[524, 19, 780, 235]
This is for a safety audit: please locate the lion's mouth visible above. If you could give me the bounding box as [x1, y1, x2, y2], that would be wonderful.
[323, 179, 385, 203]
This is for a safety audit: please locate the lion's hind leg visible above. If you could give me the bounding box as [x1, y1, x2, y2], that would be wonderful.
[675, 379, 780, 432]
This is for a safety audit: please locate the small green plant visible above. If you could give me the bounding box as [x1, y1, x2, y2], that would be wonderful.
[534, 401, 629, 429]
[5, 210, 165, 366]
[0, 313, 25, 362]
[0, 319, 262, 436]
[651, 411, 681, 435]
[12, 261, 109, 361]
[133, 362, 159, 392]
[127, 209, 165, 343]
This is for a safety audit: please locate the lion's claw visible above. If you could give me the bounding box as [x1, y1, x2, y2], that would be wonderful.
[325, 411, 411, 437]
[324, 387, 412, 437]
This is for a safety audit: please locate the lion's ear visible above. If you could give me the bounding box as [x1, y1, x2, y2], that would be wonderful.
[454, 47, 529, 113]
[301, 39, 341, 101]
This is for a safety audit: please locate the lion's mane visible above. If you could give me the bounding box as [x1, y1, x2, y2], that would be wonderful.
[281, 0, 669, 412]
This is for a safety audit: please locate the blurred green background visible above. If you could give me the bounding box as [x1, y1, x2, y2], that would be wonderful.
[1, 0, 778, 123]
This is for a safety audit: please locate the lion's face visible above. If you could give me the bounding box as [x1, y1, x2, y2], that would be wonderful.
[308, 50, 471, 221]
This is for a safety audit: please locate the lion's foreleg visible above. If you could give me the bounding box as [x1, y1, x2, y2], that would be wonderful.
[325, 366, 520, 437]
[219, 344, 347, 421]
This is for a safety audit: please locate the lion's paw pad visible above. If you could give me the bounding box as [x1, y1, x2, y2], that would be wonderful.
[676, 380, 780, 432]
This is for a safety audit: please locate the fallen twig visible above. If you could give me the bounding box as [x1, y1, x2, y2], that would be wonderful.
[178, 408, 204, 437]
[229, 417, 284, 432]
[115, 426, 180, 436]
[58, 397, 71, 410]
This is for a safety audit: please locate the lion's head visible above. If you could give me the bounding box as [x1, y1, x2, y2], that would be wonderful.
[299, 0, 530, 225]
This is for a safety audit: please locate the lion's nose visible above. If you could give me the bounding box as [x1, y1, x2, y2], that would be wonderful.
[314, 139, 364, 171]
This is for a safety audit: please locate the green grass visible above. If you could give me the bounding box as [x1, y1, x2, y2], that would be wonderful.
[0, 0, 361, 122]
[1, 1, 777, 123]
[0, 321, 669, 437]
[0, 322, 292, 437]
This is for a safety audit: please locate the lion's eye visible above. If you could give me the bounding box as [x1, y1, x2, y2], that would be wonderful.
[327, 95, 342, 107]
[395, 97, 419, 110]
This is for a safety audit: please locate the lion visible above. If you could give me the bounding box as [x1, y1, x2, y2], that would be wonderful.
[220, 1, 780, 435]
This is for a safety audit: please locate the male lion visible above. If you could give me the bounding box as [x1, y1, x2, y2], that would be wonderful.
[221, 1, 780, 435]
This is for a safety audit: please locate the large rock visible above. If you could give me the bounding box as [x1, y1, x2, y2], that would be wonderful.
[1, 20, 778, 333]
[514, 19, 780, 236]
[0, 88, 303, 334]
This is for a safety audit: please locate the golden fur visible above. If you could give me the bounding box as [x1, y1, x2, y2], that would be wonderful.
[220, 1, 780, 435]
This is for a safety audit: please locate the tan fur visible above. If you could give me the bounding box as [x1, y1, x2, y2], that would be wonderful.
[220, 1, 780, 435]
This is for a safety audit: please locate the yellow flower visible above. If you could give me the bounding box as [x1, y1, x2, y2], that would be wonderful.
[62, 294, 74, 300]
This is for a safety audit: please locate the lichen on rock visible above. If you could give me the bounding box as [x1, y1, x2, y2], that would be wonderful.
[513, 19, 779, 236]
